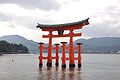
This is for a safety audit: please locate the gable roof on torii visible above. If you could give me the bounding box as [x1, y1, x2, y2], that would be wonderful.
[36, 18, 89, 31]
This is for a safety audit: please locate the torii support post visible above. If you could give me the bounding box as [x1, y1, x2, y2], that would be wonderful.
[77, 43, 82, 67]
[69, 29, 75, 68]
[61, 42, 67, 68]
[38, 42, 44, 67]
[54, 43, 60, 66]
[46, 31, 53, 67]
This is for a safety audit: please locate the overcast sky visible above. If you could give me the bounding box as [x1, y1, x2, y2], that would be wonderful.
[0, 0, 120, 43]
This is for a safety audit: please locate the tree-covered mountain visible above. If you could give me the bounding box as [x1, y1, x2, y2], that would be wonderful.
[73, 37, 120, 53]
[0, 35, 120, 54]
[0, 35, 39, 53]
[0, 40, 28, 54]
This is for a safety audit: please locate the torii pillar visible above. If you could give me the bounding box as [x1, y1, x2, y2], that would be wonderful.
[77, 43, 82, 67]
[46, 31, 53, 67]
[69, 29, 75, 67]
[38, 42, 44, 67]
[61, 42, 67, 68]
[54, 43, 60, 66]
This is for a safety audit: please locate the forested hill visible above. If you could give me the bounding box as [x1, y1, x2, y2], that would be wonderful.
[73, 37, 120, 53]
[0, 35, 39, 53]
[0, 41, 28, 54]
[0, 35, 120, 54]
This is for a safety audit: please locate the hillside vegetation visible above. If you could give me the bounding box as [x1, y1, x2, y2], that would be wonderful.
[0, 40, 28, 54]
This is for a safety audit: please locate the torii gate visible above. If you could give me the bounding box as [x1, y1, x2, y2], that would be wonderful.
[36, 18, 89, 68]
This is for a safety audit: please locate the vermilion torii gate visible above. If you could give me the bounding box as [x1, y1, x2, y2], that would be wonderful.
[36, 18, 89, 68]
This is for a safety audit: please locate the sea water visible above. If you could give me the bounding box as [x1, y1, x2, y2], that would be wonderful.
[0, 54, 120, 80]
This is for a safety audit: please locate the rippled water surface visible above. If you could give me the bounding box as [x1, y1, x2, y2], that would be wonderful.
[0, 54, 120, 80]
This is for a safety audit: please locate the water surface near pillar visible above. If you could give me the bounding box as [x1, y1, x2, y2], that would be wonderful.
[0, 54, 120, 80]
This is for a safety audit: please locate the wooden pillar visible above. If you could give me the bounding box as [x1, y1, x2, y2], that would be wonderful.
[47, 31, 53, 67]
[55, 43, 60, 66]
[38, 42, 44, 67]
[77, 43, 82, 67]
[69, 29, 75, 68]
[61, 42, 67, 68]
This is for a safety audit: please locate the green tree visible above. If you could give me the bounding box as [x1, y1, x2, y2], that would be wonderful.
[0, 40, 28, 53]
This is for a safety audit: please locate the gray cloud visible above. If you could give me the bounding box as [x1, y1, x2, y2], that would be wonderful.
[82, 19, 120, 38]
[81, 2, 120, 38]
[0, 12, 54, 29]
[8, 24, 15, 28]
[13, 16, 54, 29]
[0, 0, 120, 39]
[68, 0, 80, 1]
[0, 12, 11, 21]
[105, 6, 120, 20]
[82, 22, 118, 37]
[0, 0, 61, 11]
[13, 16, 36, 29]
[0, 13, 15, 28]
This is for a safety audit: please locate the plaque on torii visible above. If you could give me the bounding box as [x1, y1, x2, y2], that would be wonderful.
[36, 18, 89, 68]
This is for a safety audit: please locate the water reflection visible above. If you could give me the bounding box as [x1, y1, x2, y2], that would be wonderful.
[47, 67, 52, 80]
[38, 67, 82, 80]
[55, 67, 59, 80]
[61, 68, 66, 80]
[68, 68, 75, 80]
[77, 68, 82, 80]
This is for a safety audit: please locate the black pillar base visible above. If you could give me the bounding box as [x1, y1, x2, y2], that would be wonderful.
[69, 64, 75, 68]
[39, 63, 43, 67]
[62, 64, 66, 68]
[46, 63, 52, 67]
[78, 64, 81, 68]
[55, 63, 59, 66]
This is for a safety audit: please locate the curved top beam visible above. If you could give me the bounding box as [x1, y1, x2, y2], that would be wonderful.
[36, 18, 89, 31]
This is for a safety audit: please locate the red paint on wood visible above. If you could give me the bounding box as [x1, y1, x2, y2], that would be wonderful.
[61, 42, 67, 66]
[47, 31, 53, 64]
[69, 29, 75, 65]
[38, 43, 44, 64]
[77, 43, 82, 65]
[43, 33, 82, 38]
[55, 44, 59, 65]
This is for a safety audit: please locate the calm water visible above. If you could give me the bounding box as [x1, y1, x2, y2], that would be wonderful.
[0, 54, 120, 80]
